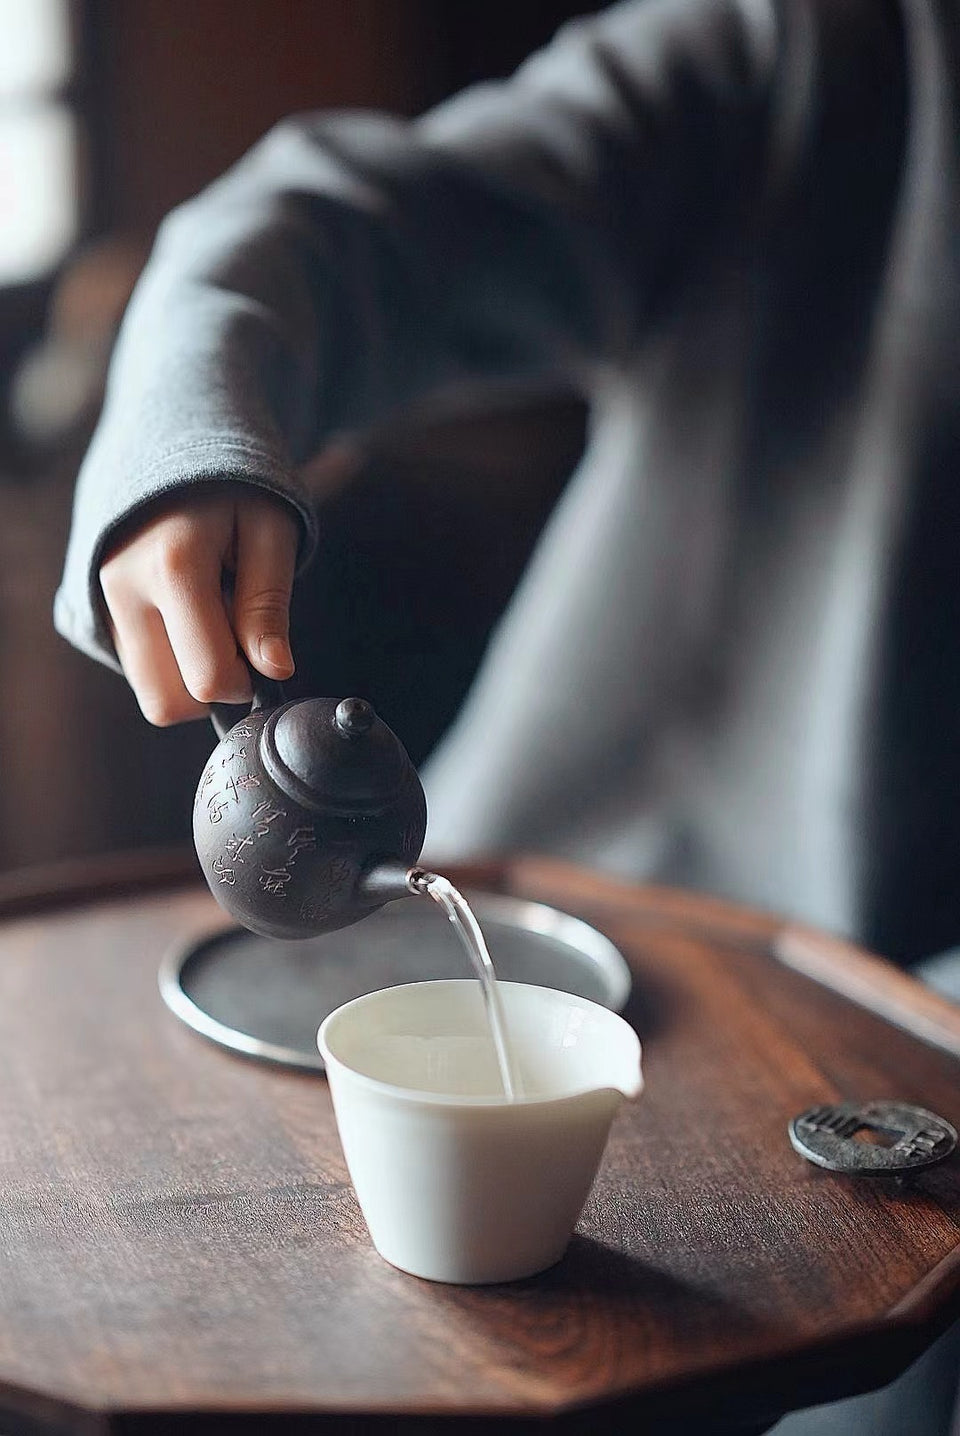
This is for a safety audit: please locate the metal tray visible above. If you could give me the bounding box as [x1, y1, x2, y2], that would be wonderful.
[159, 892, 632, 1071]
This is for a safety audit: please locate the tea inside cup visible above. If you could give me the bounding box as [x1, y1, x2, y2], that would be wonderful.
[318, 979, 642, 1284]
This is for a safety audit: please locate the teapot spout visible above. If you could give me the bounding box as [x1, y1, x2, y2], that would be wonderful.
[357, 860, 422, 906]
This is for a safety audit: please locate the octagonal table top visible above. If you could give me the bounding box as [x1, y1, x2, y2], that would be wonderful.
[1, 850, 959, 1435]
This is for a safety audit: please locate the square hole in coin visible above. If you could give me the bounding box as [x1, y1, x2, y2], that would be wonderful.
[851, 1124, 904, 1148]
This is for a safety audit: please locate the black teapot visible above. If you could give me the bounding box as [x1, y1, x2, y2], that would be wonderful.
[194, 682, 427, 939]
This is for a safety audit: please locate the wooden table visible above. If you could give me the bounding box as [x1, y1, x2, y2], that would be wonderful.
[2, 851, 960, 1436]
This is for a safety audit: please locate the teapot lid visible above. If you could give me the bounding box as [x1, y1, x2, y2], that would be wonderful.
[262, 697, 409, 814]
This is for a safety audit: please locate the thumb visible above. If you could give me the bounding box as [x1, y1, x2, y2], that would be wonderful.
[232, 494, 299, 679]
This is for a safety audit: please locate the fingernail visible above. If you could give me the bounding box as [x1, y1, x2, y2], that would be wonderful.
[258, 635, 293, 673]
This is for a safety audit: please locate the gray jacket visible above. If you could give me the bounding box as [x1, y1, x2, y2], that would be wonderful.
[56, 0, 960, 960]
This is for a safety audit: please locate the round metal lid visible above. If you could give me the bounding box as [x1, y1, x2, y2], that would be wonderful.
[159, 892, 633, 1072]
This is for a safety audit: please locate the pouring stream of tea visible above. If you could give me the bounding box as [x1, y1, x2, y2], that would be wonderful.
[409, 871, 520, 1100]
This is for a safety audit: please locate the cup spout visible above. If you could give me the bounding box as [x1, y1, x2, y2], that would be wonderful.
[602, 1032, 643, 1100]
[615, 1058, 644, 1101]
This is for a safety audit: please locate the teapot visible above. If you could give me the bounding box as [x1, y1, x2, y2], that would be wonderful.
[194, 680, 427, 939]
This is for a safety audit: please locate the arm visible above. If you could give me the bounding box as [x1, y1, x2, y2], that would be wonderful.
[55, 0, 777, 719]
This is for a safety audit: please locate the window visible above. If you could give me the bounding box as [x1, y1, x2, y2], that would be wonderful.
[0, 0, 80, 287]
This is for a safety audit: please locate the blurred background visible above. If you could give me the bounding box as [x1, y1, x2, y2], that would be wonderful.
[0, 0, 599, 877]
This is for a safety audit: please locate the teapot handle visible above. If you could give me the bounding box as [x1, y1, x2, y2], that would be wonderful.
[209, 665, 286, 740]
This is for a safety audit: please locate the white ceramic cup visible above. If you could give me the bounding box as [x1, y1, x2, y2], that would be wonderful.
[317, 979, 642, 1284]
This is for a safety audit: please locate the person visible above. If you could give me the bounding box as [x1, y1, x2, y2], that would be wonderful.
[55, 1, 960, 1426]
[56, 0, 960, 968]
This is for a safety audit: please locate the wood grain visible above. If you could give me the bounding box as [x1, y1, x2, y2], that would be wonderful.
[0, 855, 959, 1435]
[774, 924, 960, 1059]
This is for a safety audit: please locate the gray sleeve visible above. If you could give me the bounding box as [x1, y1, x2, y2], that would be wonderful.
[54, 0, 776, 669]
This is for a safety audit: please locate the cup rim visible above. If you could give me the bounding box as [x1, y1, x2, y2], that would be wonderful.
[316, 978, 643, 1109]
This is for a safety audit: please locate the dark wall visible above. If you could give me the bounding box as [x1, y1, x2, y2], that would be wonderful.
[85, 0, 604, 238]
[86, 0, 434, 235]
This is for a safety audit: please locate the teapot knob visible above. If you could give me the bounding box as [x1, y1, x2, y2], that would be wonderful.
[335, 697, 375, 736]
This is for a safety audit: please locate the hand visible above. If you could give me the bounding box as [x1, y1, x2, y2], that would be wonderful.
[99, 486, 299, 725]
